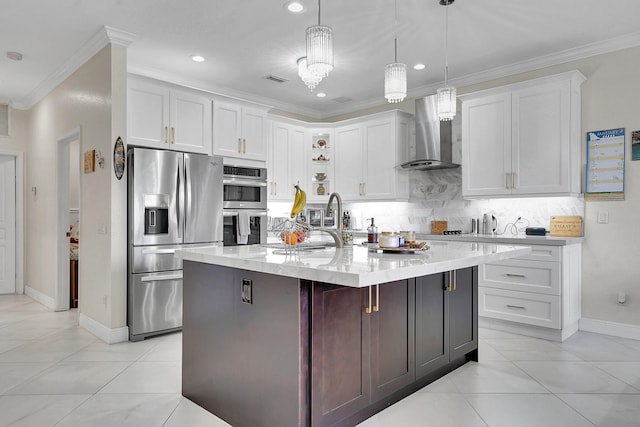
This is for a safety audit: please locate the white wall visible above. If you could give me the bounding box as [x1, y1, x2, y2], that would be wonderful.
[25, 44, 128, 332]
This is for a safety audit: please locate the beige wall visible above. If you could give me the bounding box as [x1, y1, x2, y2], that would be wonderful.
[0, 107, 29, 152]
[26, 44, 128, 330]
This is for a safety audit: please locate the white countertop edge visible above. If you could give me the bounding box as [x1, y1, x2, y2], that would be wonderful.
[177, 243, 532, 288]
[349, 231, 583, 246]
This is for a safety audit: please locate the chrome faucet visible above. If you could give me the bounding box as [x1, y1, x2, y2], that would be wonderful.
[322, 192, 344, 248]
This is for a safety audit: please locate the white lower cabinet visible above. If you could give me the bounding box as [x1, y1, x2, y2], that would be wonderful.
[479, 243, 581, 341]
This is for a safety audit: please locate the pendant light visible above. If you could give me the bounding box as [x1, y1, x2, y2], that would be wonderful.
[437, 0, 456, 121]
[384, 0, 407, 103]
[306, 0, 334, 78]
[298, 57, 323, 90]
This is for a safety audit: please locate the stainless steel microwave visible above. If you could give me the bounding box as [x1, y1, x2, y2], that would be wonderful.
[223, 165, 268, 209]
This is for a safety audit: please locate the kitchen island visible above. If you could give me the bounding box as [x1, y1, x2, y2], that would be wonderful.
[177, 242, 530, 427]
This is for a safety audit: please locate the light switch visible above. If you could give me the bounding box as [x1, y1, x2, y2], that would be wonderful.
[597, 211, 609, 224]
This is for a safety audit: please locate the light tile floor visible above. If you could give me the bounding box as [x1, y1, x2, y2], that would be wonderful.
[1, 294, 639, 426]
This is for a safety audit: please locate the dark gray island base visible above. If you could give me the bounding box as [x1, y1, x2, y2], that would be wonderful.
[182, 261, 478, 427]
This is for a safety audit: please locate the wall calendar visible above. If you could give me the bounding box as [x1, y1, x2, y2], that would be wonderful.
[586, 128, 625, 200]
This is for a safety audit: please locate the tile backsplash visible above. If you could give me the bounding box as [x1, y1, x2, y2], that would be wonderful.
[269, 168, 584, 237]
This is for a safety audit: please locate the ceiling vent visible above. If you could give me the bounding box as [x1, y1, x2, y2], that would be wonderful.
[331, 96, 352, 103]
[264, 74, 289, 84]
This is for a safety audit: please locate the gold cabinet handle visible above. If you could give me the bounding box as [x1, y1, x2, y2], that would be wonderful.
[362, 182, 366, 196]
[453, 270, 457, 291]
[505, 173, 510, 189]
[512, 172, 517, 189]
[238, 138, 242, 153]
[165, 126, 169, 144]
[171, 127, 175, 144]
[243, 138, 247, 154]
[365, 285, 372, 314]
[372, 284, 379, 312]
[274, 182, 277, 195]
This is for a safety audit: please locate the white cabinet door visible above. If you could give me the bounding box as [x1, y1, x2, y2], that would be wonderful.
[512, 82, 570, 195]
[241, 108, 267, 161]
[334, 124, 363, 200]
[128, 80, 170, 148]
[128, 79, 212, 154]
[170, 90, 212, 154]
[268, 122, 307, 201]
[462, 71, 583, 198]
[462, 93, 512, 197]
[363, 119, 397, 200]
[213, 101, 267, 161]
[213, 101, 243, 158]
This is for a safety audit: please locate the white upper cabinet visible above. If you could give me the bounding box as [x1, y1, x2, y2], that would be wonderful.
[268, 121, 307, 201]
[213, 100, 267, 161]
[461, 71, 585, 198]
[128, 77, 212, 154]
[335, 111, 411, 201]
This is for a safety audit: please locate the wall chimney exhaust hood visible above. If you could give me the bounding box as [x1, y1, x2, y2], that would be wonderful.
[401, 94, 460, 170]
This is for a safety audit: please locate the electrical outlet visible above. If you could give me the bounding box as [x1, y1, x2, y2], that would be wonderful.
[241, 279, 252, 304]
[597, 211, 609, 224]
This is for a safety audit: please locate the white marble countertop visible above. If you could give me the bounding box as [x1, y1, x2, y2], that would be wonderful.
[176, 241, 531, 287]
[415, 233, 583, 246]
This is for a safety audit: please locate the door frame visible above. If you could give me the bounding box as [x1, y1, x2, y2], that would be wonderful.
[0, 149, 24, 295]
[56, 127, 81, 311]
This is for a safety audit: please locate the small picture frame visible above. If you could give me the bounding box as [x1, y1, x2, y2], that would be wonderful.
[113, 137, 125, 180]
[632, 130, 640, 161]
[84, 149, 95, 173]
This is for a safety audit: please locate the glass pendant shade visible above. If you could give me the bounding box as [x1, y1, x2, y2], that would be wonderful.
[306, 25, 334, 77]
[384, 62, 407, 103]
[437, 86, 457, 121]
[297, 57, 322, 90]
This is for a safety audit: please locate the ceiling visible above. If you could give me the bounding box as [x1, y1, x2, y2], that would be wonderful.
[2, 0, 640, 119]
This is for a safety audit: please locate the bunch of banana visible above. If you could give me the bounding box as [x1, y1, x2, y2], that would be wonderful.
[290, 185, 307, 218]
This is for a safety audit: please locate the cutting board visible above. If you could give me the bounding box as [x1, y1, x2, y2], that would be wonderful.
[431, 220, 448, 235]
[550, 216, 583, 237]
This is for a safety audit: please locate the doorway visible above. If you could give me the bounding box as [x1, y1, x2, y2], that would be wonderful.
[56, 127, 81, 311]
[0, 155, 16, 294]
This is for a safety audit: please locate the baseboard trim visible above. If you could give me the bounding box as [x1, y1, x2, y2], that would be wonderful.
[79, 313, 129, 344]
[579, 317, 640, 341]
[479, 317, 578, 342]
[24, 286, 55, 310]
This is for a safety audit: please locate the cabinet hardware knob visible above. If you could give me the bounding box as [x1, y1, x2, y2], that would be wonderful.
[506, 304, 526, 310]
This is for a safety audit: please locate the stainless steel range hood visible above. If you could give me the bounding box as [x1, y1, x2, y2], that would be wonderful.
[401, 94, 460, 170]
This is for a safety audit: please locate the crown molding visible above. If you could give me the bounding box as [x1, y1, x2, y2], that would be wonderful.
[13, 26, 136, 110]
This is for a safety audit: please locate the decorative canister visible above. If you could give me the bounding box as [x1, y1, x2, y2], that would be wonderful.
[378, 232, 400, 248]
[316, 183, 326, 195]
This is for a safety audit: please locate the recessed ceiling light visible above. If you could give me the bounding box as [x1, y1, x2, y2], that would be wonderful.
[191, 55, 205, 62]
[316, 92, 326, 98]
[413, 63, 426, 70]
[7, 51, 23, 61]
[285, 1, 304, 13]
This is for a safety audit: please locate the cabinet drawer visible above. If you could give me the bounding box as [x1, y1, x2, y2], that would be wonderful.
[480, 259, 560, 295]
[479, 287, 560, 329]
[516, 245, 560, 262]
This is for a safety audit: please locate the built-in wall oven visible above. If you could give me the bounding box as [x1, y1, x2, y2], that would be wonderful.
[223, 164, 268, 246]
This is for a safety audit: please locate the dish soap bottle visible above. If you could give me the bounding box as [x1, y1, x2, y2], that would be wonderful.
[367, 218, 378, 243]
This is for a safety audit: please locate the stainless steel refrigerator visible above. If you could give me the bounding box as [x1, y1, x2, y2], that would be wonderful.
[127, 147, 223, 341]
